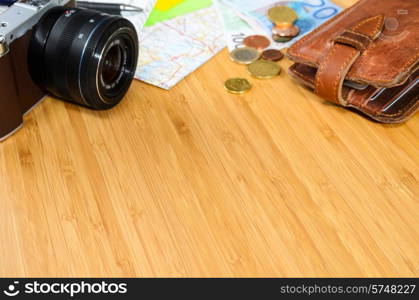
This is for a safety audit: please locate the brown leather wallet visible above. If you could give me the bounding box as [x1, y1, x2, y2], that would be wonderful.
[287, 0, 418, 123]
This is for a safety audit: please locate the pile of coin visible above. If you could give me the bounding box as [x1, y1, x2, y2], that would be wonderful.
[225, 39, 283, 94]
[268, 6, 300, 43]
[224, 5, 300, 95]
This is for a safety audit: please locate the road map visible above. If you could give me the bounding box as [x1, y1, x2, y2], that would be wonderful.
[135, 5, 225, 90]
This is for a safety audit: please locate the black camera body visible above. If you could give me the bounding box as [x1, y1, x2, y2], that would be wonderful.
[0, 0, 139, 141]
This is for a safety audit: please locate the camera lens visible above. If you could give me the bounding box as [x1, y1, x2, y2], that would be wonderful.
[29, 7, 139, 110]
[102, 44, 123, 86]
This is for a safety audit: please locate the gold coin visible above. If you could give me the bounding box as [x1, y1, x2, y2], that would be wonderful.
[230, 47, 261, 65]
[243, 35, 271, 51]
[268, 6, 298, 25]
[247, 60, 281, 79]
[272, 34, 293, 43]
[272, 24, 300, 37]
[224, 78, 252, 94]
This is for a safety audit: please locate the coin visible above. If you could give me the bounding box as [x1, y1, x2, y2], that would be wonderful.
[247, 60, 281, 79]
[243, 35, 271, 51]
[272, 24, 300, 37]
[268, 6, 298, 25]
[230, 47, 261, 64]
[272, 35, 293, 43]
[224, 78, 252, 94]
[261, 49, 284, 61]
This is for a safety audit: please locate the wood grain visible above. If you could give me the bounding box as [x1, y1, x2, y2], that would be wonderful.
[0, 0, 418, 277]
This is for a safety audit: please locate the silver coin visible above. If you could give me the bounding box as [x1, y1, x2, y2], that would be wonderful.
[230, 47, 261, 65]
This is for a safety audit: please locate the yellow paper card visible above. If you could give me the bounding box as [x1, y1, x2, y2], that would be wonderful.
[155, 0, 184, 11]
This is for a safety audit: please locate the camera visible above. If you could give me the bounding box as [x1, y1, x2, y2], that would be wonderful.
[0, 0, 139, 141]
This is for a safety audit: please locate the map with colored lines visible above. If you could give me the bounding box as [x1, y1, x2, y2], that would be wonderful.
[135, 5, 225, 90]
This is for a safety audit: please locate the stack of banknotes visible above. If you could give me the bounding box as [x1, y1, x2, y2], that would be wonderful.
[214, 0, 342, 51]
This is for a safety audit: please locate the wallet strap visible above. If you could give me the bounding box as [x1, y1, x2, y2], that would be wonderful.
[314, 15, 385, 105]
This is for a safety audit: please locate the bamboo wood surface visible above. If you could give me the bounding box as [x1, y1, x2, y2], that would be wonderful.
[0, 0, 418, 277]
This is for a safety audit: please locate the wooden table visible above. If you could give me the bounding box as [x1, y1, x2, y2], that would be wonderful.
[0, 0, 418, 277]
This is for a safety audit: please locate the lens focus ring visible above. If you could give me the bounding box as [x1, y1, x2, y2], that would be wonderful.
[43, 9, 104, 103]
[29, 8, 139, 110]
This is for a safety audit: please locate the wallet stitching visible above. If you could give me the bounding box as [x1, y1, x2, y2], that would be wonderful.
[342, 31, 372, 44]
[355, 53, 419, 83]
[333, 47, 358, 103]
[288, 0, 417, 85]
[314, 44, 339, 94]
[377, 84, 419, 117]
[372, 15, 384, 38]
[345, 30, 373, 42]
[335, 36, 366, 51]
[352, 14, 383, 38]
[350, 91, 418, 120]
[376, 96, 419, 118]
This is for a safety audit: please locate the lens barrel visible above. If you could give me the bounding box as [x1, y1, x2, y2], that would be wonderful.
[29, 7, 139, 110]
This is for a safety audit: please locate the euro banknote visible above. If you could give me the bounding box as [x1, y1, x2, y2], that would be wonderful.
[214, 0, 342, 51]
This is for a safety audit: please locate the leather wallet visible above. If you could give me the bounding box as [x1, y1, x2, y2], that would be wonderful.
[287, 0, 418, 123]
